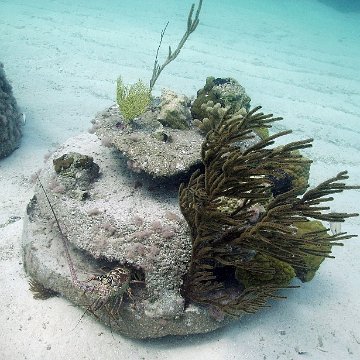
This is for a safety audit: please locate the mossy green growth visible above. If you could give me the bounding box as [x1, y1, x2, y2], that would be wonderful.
[52, 152, 100, 192]
[293, 220, 332, 282]
[254, 126, 269, 140]
[235, 253, 296, 288]
[285, 150, 311, 195]
[116, 77, 151, 122]
[53, 153, 97, 176]
[53, 154, 74, 174]
[158, 110, 190, 130]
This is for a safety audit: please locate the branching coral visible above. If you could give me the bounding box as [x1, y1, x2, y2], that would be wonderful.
[179, 106, 359, 316]
[193, 100, 236, 134]
[191, 77, 251, 125]
[193, 99, 269, 141]
[149, 0, 203, 90]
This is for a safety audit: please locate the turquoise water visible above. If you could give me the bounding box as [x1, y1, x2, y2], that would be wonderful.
[1, 0, 359, 359]
[319, 0, 360, 12]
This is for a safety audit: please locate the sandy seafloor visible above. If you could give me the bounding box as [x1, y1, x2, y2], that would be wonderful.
[0, 0, 359, 359]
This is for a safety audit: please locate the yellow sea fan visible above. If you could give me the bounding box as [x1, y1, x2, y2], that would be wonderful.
[116, 77, 151, 122]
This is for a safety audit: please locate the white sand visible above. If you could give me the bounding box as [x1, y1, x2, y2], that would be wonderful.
[0, 0, 359, 358]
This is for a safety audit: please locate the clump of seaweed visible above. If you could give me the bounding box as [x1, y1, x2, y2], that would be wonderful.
[28, 278, 58, 300]
[179, 106, 359, 316]
[116, 77, 151, 123]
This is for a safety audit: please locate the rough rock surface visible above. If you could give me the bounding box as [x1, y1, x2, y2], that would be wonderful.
[157, 89, 192, 129]
[0, 62, 23, 158]
[91, 82, 252, 179]
[92, 104, 203, 178]
[22, 133, 234, 338]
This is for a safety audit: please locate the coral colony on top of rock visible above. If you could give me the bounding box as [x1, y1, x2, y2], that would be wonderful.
[22, 0, 359, 338]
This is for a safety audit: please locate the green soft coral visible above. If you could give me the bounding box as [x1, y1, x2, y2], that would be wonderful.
[293, 220, 332, 282]
[285, 150, 311, 195]
[116, 77, 151, 122]
[235, 254, 296, 288]
[235, 221, 334, 287]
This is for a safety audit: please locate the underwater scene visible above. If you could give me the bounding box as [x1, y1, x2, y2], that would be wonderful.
[1, 0, 360, 359]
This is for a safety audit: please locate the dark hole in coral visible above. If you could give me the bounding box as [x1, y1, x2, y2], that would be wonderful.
[162, 133, 170, 143]
[146, 162, 203, 193]
[181, 264, 246, 309]
[212, 265, 243, 289]
[213, 77, 231, 86]
[115, 121, 125, 130]
[268, 170, 293, 196]
[26, 195, 38, 217]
